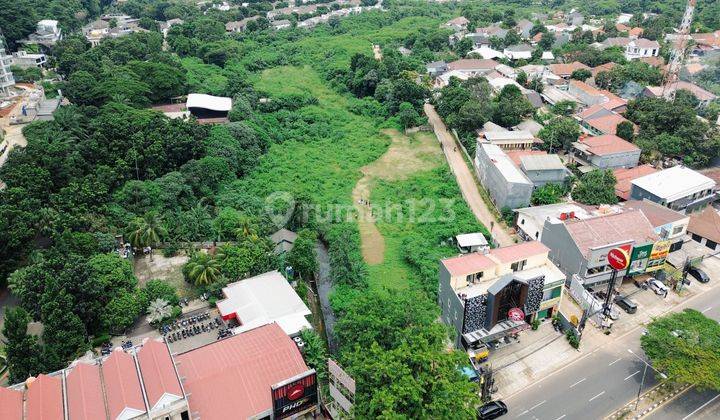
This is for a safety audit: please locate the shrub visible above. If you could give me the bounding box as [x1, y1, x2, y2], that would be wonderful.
[566, 329, 580, 349]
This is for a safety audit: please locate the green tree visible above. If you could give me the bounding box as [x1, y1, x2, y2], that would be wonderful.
[551, 100, 577, 116]
[143, 279, 179, 307]
[616, 120, 635, 141]
[101, 290, 144, 334]
[2, 307, 44, 384]
[641, 309, 720, 391]
[397, 102, 420, 130]
[538, 117, 581, 152]
[41, 289, 88, 371]
[531, 183, 566, 205]
[288, 229, 318, 280]
[573, 170, 618, 205]
[570, 68, 592, 82]
[127, 211, 168, 249]
[184, 252, 222, 286]
[516, 70, 528, 86]
[492, 85, 533, 127]
[300, 329, 328, 382]
[539, 32, 554, 50]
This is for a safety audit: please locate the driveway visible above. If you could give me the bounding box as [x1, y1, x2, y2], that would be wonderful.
[423, 104, 514, 246]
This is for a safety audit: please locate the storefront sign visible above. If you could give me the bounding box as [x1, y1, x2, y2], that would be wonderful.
[508, 308, 525, 321]
[272, 369, 318, 419]
[646, 240, 671, 272]
[628, 243, 654, 275]
[608, 247, 631, 270]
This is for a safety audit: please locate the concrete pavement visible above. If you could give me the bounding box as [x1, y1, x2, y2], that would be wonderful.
[423, 103, 514, 246]
[505, 277, 720, 420]
[646, 387, 720, 420]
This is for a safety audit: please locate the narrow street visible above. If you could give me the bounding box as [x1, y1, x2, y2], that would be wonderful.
[315, 240, 338, 353]
[505, 279, 720, 420]
[424, 103, 514, 246]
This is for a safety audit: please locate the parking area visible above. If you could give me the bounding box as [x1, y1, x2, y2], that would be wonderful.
[164, 308, 233, 354]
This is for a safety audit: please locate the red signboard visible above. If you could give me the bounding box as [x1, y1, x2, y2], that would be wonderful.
[508, 308, 525, 321]
[272, 369, 318, 419]
[607, 247, 631, 270]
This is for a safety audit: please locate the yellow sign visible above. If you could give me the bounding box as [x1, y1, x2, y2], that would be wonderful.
[646, 240, 671, 272]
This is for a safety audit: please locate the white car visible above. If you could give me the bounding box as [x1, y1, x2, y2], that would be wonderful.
[649, 279, 669, 296]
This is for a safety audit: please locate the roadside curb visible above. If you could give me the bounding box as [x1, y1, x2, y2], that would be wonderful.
[605, 383, 691, 419]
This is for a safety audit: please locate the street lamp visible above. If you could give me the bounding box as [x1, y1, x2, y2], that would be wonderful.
[627, 349, 668, 411]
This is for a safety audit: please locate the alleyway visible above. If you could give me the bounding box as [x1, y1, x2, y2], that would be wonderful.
[423, 103, 514, 246]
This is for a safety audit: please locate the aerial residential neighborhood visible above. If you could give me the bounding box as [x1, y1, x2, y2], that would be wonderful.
[0, 0, 719, 419]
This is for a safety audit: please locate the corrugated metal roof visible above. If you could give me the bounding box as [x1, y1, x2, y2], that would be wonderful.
[26, 374, 63, 420]
[520, 154, 566, 171]
[66, 363, 106, 420]
[176, 323, 310, 420]
[136, 340, 183, 410]
[0, 387, 23, 420]
[102, 350, 146, 420]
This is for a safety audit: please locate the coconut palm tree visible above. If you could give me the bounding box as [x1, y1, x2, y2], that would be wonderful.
[234, 215, 259, 242]
[127, 211, 168, 250]
[184, 252, 222, 286]
[146, 298, 172, 325]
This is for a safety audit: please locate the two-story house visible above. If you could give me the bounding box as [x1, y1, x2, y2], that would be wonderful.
[630, 166, 717, 214]
[624, 38, 660, 60]
[439, 242, 566, 349]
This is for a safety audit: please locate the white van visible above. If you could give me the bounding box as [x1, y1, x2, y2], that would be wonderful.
[649, 279, 669, 296]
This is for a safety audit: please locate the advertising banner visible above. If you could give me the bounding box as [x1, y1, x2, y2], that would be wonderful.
[646, 240, 671, 272]
[628, 243, 653, 275]
[272, 369, 318, 419]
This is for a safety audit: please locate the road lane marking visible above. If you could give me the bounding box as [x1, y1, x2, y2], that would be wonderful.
[554, 415, 566, 420]
[569, 378, 586, 388]
[609, 358, 622, 366]
[681, 393, 720, 420]
[589, 391, 606, 402]
[515, 410, 529, 417]
[701, 306, 712, 313]
[625, 370, 641, 381]
[528, 400, 546, 411]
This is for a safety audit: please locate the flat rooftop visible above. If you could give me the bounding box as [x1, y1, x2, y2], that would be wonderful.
[631, 166, 716, 202]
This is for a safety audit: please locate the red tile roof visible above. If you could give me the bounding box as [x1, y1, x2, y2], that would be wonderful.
[0, 387, 23, 420]
[442, 241, 550, 276]
[688, 206, 720, 244]
[448, 59, 499, 71]
[66, 363, 106, 420]
[565, 210, 658, 257]
[176, 323, 310, 420]
[628, 27, 643, 37]
[584, 113, 631, 135]
[26, 374, 63, 420]
[578, 104, 610, 120]
[505, 150, 548, 167]
[137, 339, 184, 410]
[701, 167, 720, 186]
[137, 340, 183, 410]
[613, 165, 658, 200]
[490, 241, 549, 263]
[549, 61, 590, 77]
[442, 252, 496, 277]
[579, 134, 639, 156]
[102, 349, 146, 419]
[569, 79, 603, 95]
[591, 62, 616, 76]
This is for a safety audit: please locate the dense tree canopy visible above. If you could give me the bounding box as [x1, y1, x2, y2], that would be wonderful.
[573, 169, 618, 205]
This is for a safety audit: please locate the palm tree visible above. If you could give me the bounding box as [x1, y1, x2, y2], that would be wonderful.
[184, 252, 222, 286]
[127, 212, 168, 248]
[234, 215, 259, 242]
[146, 298, 172, 325]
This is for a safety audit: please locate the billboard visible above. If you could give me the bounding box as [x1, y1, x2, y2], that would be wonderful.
[272, 369, 318, 419]
[646, 240, 671, 272]
[627, 243, 653, 275]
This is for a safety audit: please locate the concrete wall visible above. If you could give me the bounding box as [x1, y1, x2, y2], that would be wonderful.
[438, 263, 466, 346]
[474, 154, 533, 209]
[590, 150, 640, 169]
[540, 221, 585, 284]
[523, 168, 568, 187]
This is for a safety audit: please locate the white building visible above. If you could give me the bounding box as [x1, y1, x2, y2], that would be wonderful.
[624, 38, 660, 60]
[630, 166, 717, 214]
[11, 51, 46, 68]
[216, 270, 312, 336]
[0, 45, 14, 98]
[515, 203, 593, 241]
[22, 20, 62, 46]
[475, 143, 533, 209]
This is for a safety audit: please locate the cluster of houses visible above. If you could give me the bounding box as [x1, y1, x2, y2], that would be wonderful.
[431, 10, 720, 354]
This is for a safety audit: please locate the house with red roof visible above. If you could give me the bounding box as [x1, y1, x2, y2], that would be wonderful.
[3, 323, 318, 420]
[439, 241, 566, 348]
[576, 105, 633, 136]
[571, 134, 640, 171]
[613, 164, 657, 200]
[688, 206, 720, 252]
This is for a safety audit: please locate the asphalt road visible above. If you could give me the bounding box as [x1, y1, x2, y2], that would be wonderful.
[505, 282, 720, 420]
[646, 387, 720, 420]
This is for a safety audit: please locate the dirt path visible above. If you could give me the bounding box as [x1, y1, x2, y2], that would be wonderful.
[354, 129, 442, 265]
[424, 103, 515, 247]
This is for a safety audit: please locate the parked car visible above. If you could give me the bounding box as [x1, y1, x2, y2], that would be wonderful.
[649, 279, 669, 296]
[477, 401, 508, 419]
[634, 279, 648, 290]
[687, 267, 710, 283]
[615, 296, 637, 314]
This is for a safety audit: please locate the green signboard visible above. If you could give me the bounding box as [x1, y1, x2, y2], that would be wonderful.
[628, 243, 654, 275]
